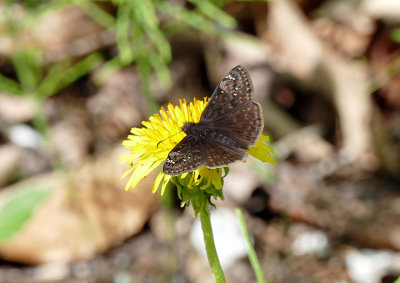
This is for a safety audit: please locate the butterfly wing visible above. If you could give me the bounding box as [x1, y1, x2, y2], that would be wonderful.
[164, 65, 262, 175]
[201, 65, 254, 123]
[212, 101, 264, 149]
[202, 65, 263, 149]
[163, 136, 206, 175]
[203, 140, 247, 168]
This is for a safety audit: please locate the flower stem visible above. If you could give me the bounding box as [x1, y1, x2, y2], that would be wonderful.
[199, 203, 226, 283]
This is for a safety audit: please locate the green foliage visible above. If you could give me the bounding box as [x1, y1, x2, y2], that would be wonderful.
[159, 1, 221, 35]
[0, 73, 21, 95]
[391, 28, 400, 44]
[0, 47, 102, 136]
[0, 186, 51, 242]
[1, 0, 264, 119]
[394, 277, 400, 283]
[2, 48, 103, 99]
[172, 168, 229, 215]
[236, 208, 269, 283]
[12, 48, 43, 93]
[38, 53, 103, 98]
[80, 0, 245, 113]
[199, 204, 226, 282]
[82, 0, 175, 113]
[188, 0, 236, 29]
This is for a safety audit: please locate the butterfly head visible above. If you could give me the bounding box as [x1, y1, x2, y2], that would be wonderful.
[181, 122, 195, 134]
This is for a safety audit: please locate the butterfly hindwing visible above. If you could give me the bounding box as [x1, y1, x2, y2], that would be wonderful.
[212, 101, 263, 149]
[204, 140, 247, 168]
[201, 65, 253, 122]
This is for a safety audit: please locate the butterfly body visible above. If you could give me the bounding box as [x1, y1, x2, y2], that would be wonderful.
[181, 122, 212, 139]
[163, 65, 263, 176]
[182, 121, 248, 150]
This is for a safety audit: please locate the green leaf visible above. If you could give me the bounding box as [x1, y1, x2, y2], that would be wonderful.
[394, 277, 400, 283]
[0, 186, 51, 242]
[11, 48, 43, 92]
[136, 56, 160, 114]
[116, 4, 134, 64]
[94, 57, 126, 84]
[159, 2, 220, 35]
[189, 0, 237, 29]
[391, 28, 400, 44]
[37, 53, 103, 98]
[132, 0, 171, 61]
[236, 208, 269, 283]
[79, 1, 116, 29]
[149, 54, 172, 89]
[0, 73, 22, 95]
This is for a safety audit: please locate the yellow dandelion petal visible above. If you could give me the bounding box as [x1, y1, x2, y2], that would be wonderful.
[161, 174, 172, 195]
[121, 166, 134, 180]
[121, 97, 210, 193]
[168, 103, 177, 122]
[152, 172, 165, 194]
[181, 100, 189, 121]
[124, 160, 162, 191]
[245, 134, 276, 165]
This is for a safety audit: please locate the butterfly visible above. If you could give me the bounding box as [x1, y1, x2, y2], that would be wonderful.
[163, 65, 263, 175]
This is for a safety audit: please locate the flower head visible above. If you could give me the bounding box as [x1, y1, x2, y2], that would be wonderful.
[121, 98, 274, 195]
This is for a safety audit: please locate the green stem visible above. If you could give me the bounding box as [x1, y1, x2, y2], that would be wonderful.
[236, 208, 268, 283]
[199, 204, 226, 283]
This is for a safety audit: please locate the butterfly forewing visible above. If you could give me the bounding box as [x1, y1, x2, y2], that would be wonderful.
[201, 65, 253, 122]
[163, 136, 206, 175]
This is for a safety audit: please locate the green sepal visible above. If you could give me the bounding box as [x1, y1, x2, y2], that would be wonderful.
[171, 169, 228, 216]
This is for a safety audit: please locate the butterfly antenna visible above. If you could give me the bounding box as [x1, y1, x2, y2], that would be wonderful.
[157, 130, 183, 148]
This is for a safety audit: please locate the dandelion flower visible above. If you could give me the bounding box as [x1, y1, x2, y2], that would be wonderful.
[121, 97, 274, 196]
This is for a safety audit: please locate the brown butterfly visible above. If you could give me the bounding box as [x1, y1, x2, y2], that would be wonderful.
[163, 65, 263, 175]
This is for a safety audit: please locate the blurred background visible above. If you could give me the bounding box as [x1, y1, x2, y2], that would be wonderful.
[0, 0, 400, 282]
